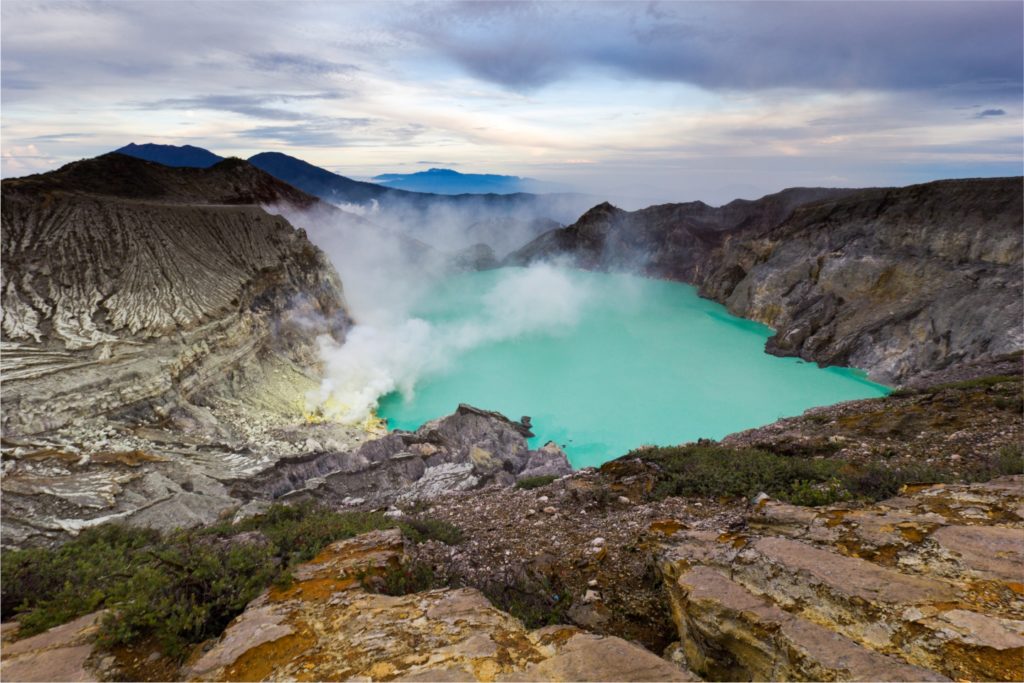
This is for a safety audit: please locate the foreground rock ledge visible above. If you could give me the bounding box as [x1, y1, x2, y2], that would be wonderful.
[656, 476, 1024, 682]
[186, 528, 695, 682]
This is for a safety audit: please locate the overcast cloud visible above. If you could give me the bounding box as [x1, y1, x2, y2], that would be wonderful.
[2, 1, 1020, 205]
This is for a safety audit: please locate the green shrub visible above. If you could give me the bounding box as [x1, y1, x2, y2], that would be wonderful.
[995, 445, 1024, 475]
[97, 536, 279, 658]
[219, 503, 400, 565]
[636, 444, 842, 502]
[841, 462, 948, 500]
[1, 502, 462, 659]
[375, 560, 442, 596]
[632, 444, 970, 506]
[786, 478, 851, 507]
[515, 475, 558, 490]
[396, 517, 464, 545]
[962, 444, 1024, 481]
[993, 395, 1024, 413]
[482, 576, 572, 629]
[1, 524, 160, 632]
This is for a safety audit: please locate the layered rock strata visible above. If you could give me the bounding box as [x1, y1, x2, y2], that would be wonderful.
[1, 155, 359, 546]
[657, 476, 1024, 681]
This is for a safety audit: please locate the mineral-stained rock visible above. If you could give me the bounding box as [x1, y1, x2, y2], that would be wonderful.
[186, 528, 695, 682]
[673, 566, 946, 681]
[657, 476, 1024, 682]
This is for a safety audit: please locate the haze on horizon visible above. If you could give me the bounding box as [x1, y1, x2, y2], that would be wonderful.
[1, 0, 1021, 207]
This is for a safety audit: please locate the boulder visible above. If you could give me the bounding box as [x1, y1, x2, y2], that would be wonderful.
[656, 476, 1024, 682]
[187, 529, 694, 681]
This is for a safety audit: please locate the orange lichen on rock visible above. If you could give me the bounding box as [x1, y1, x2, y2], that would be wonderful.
[649, 519, 687, 536]
[657, 476, 1024, 682]
[186, 528, 694, 682]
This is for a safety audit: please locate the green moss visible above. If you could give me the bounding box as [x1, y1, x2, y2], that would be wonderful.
[515, 475, 558, 490]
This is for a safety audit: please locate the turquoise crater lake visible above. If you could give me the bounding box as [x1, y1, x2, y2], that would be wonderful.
[377, 268, 888, 468]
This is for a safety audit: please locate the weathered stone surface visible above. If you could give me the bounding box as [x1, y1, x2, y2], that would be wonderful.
[1, 154, 365, 547]
[672, 566, 946, 681]
[501, 631, 696, 681]
[930, 524, 1024, 582]
[233, 404, 572, 508]
[658, 476, 1024, 682]
[187, 528, 694, 682]
[0, 612, 104, 682]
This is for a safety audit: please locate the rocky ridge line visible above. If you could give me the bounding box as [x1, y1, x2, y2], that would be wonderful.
[506, 177, 1023, 384]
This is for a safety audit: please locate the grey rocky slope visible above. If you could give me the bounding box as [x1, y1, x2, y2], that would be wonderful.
[0, 154, 575, 549]
[1, 155, 362, 545]
[2, 154, 347, 436]
[507, 177, 1023, 384]
[231, 404, 572, 508]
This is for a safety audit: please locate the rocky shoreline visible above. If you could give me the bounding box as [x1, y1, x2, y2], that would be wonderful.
[507, 177, 1023, 385]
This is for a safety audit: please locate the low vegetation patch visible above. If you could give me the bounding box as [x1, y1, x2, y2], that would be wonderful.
[515, 474, 558, 490]
[395, 516, 465, 545]
[374, 560, 445, 596]
[482, 576, 573, 629]
[934, 374, 1021, 392]
[1, 503, 463, 659]
[631, 442, 1020, 507]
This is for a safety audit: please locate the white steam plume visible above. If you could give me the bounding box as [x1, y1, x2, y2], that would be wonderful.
[306, 262, 593, 423]
[265, 197, 599, 426]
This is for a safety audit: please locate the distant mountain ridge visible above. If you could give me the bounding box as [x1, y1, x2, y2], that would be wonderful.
[373, 167, 565, 195]
[114, 142, 224, 168]
[111, 143, 594, 253]
[248, 151, 391, 205]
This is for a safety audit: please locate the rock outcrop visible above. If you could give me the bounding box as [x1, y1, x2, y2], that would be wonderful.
[0, 612, 105, 682]
[656, 476, 1024, 681]
[185, 528, 695, 682]
[2, 153, 347, 435]
[1, 154, 362, 546]
[231, 404, 573, 506]
[507, 178, 1023, 384]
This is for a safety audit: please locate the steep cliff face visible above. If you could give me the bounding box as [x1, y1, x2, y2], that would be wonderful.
[1, 154, 347, 435]
[506, 178, 1023, 384]
[0, 155, 363, 546]
[703, 178, 1023, 383]
[505, 188, 855, 279]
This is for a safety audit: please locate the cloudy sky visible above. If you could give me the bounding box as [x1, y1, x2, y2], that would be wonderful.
[2, 1, 1021, 205]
